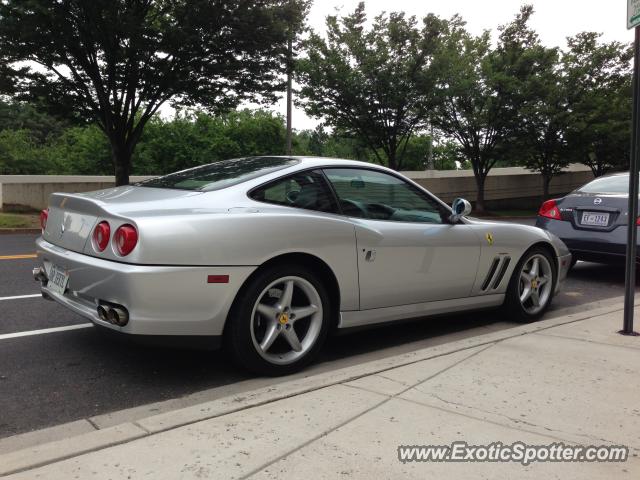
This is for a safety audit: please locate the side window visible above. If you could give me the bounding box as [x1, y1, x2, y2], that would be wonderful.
[323, 168, 447, 223]
[249, 170, 338, 214]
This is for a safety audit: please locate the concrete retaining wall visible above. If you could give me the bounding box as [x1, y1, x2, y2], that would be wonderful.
[408, 165, 594, 209]
[0, 175, 154, 211]
[0, 166, 594, 211]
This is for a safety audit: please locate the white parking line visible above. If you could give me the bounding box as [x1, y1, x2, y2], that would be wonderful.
[0, 324, 93, 340]
[0, 294, 42, 301]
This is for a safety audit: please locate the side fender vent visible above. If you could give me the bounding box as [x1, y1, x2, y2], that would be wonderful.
[492, 257, 511, 290]
[481, 257, 501, 291]
[481, 255, 512, 291]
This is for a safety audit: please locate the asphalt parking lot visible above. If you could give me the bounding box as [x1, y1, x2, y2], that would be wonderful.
[0, 232, 632, 440]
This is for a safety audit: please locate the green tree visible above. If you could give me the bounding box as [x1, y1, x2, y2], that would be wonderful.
[0, 0, 309, 185]
[296, 2, 444, 170]
[0, 100, 69, 142]
[563, 32, 632, 177]
[431, 6, 549, 212]
[133, 109, 287, 174]
[48, 125, 112, 175]
[508, 42, 569, 199]
[0, 129, 42, 174]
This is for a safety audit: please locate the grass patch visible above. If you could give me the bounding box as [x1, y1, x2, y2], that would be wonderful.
[0, 212, 40, 229]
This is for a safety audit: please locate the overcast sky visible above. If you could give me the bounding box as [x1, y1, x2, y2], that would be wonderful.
[268, 0, 633, 131]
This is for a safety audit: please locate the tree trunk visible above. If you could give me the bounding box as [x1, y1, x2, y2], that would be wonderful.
[474, 174, 486, 214]
[543, 174, 552, 201]
[111, 142, 132, 186]
[387, 149, 398, 170]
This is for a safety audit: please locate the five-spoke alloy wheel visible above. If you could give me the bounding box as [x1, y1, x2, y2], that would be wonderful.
[505, 247, 557, 322]
[226, 264, 331, 375]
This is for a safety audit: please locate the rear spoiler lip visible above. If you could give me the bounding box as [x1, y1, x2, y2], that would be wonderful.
[48, 192, 113, 218]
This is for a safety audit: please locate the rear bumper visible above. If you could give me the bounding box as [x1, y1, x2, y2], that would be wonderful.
[35, 237, 256, 336]
[537, 217, 634, 263]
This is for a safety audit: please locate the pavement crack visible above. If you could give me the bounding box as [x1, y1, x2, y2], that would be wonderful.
[398, 394, 640, 452]
[533, 331, 640, 351]
[85, 418, 100, 431]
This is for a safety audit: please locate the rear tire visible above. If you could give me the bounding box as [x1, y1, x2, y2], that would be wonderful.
[504, 247, 557, 323]
[225, 264, 331, 376]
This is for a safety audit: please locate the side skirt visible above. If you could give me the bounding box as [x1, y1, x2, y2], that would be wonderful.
[338, 294, 505, 329]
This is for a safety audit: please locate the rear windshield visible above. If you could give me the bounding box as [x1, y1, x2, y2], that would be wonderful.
[577, 175, 629, 194]
[136, 157, 299, 191]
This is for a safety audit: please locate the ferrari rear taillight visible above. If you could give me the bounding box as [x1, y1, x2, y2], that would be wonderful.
[636, 217, 640, 226]
[114, 224, 138, 256]
[538, 199, 562, 220]
[93, 221, 110, 252]
[40, 209, 48, 232]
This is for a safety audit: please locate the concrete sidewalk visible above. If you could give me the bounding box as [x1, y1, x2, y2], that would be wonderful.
[2, 304, 639, 479]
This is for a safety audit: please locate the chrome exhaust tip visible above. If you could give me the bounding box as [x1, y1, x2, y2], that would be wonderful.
[32, 267, 47, 285]
[97, 305, 109, 322]
[106, 305, 129, 327]
[98, 303, 129, 326]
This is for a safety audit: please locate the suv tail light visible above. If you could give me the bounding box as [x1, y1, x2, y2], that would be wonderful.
[39, 209, 48, 232]
[93, 221, 111, 252]
[538, 199, 562, 220]
[114, 224, 138, 256]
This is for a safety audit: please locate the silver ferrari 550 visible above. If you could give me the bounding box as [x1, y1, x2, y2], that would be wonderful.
[34, 157, 571, 375]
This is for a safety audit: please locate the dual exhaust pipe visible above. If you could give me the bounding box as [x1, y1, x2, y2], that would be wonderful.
[97, 304, 129, 327]
[34, 266, 129, 327]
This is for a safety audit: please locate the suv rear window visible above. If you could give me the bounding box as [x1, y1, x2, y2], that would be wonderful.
[136, 157, 299, 191]
[578, 175, 629, 194]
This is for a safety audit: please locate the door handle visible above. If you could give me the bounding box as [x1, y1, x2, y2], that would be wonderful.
[364, 249, 376, 262]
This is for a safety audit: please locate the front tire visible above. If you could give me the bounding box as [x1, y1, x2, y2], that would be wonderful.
[504, 247, 557, 323]
[226, 264, 331, 376]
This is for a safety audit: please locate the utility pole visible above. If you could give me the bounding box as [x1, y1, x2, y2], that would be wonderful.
[622, 2, 640, 336]
[286, 34, 293, 156]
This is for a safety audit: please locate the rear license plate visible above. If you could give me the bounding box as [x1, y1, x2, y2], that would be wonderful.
[581, 211, 610, 227]
[47, 263, 69, 295]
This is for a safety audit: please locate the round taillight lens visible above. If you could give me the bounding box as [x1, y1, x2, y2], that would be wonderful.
[40, 209, 49, 232]
[93, 221, 111, 252]
[114, 224, 138, 256]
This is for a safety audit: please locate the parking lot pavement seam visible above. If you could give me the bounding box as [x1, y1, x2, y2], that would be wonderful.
[393, 394, 626, 451]
[131, 421, 151, 435]
[531, 331, 640, 350]
[85, 418, 100, 431]
[345, 343, 497, 400]
[241, 344, 498, 479]
[237, 392, 390, 480]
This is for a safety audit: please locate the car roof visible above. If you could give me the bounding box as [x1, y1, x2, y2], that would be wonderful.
[270, 156, 383, 169]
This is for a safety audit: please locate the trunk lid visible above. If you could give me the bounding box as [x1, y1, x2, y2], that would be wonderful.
[42, 186, 203, 253]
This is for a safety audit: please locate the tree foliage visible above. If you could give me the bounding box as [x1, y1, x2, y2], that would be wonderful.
[296, 2, 444, 170]
[562, 32, 633, 177]
[431, 5, 554, 211]
[0, 109, 288, 175]
[0, 0, 309, 184]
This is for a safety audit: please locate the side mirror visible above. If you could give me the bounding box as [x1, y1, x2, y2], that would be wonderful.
[450, 198, 472, 223]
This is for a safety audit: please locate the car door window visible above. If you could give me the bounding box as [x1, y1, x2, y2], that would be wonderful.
[323, 168, 447, 223]
[249, 170, 338, 213]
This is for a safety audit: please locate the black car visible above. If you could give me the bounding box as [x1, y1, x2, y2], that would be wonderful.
[536, 173, 635, 266]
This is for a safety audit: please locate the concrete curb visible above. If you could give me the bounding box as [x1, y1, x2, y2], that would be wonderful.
[0, 299, 630, 477]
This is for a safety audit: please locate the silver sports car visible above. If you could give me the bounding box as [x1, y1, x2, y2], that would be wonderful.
[34, 157, 571, 374]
